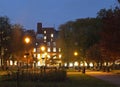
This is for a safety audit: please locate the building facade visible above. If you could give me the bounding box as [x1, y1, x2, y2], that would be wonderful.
[33, 23, 61, 67]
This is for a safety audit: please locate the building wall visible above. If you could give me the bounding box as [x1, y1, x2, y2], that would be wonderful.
[35, 22, 61, 67]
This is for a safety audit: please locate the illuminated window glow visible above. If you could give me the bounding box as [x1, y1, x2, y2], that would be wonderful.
[53, 47, 56, 52]
[37, 61, 41, 66]
[37, 54, 40, 59]
[51, 33, 54, 37]
[44, 30, 46, 34]
[10, 60, 13, 65]
[14, 61, 17, 65]
[33, 48, 36, 52]
[44, 36, 47, 39]
[59, 54, 62, 58]
[47, 55, 51, 58]
[59, 48, 61, 52]
[47, 48, 51, 52]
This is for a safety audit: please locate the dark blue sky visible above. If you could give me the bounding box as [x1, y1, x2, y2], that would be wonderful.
[0, 0, 117, 30]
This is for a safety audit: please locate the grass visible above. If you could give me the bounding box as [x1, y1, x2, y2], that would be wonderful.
[0, 73, 117, 87]
[112, 70, 120, 74]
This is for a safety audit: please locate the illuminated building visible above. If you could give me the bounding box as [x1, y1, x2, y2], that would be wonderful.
[33, 22, 61, 67]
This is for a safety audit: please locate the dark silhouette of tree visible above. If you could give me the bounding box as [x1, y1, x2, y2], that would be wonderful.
[0, 16, 11, 65]
[58, 18, 101, 65]
[9, 24, 25, 62]
[97, 7, 120, 63]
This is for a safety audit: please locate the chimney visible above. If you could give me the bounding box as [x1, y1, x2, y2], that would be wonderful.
[37, 22, 42, 34]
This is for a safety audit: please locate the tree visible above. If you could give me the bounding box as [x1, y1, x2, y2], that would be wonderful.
[97, 7, 120, 63]
[58, 21, 75, 64]
[58, 18, 102, 68]
[0, 16, 11, 65]
[9, 24, 25, 62]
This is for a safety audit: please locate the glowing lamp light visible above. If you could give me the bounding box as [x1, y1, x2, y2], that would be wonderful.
[25, 37, 30, 44]
[74, 51, 78, 56]
[41, 46, 45, 51]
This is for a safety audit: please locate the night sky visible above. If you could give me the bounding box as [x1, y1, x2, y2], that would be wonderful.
[0, 0, 117, 30]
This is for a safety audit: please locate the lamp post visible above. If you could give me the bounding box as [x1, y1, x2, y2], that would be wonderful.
[74, 51, 80, 71]
[24, 37, 30, 70]
[40, 46, 46, 65]
[40, 46, 47, 73]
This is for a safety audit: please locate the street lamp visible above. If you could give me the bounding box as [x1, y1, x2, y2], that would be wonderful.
[25, 37, 30, 44]
[41, 46, 45, 52]
[74, 51, 80, 71]
[74, 51, 78, 56]
[24, 37, 30, 70]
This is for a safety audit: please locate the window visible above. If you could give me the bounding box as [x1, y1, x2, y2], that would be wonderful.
[53, 47, 56, 52]
[47, 42, 50, 46]
[47, 47, 51, 52]
[51, 33, 54, 37]
[59, 48, 61, 52]
[44, 30, 46, 34]
[51, 39, 53, 42]
[53, 42, 56, 46]
[44, 36, 47, 39]
[33, 48, 36, 52]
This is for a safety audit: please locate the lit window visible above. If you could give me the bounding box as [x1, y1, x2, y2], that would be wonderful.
[64, 63, 67, 67]
[44, 30, 46, 34]
[36, 42, 38, 46]
[44, 36, 47, 39]
[51, 33, 54, 37]
[59, 54, 62, 58]
[37, 54, 40, 59]
[14, 61, 17, 65]
[53, 47, 56, 52]
[59, 48, 61, 52]
[33, 54, 36, 58]
[10, 60, 13, 65]
[47, 55, 51, 59]
[33, 48, 36, 52]
[47, 48, 51, 52]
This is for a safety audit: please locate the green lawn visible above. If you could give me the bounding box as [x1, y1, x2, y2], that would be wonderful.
[0, 74, 117, 87]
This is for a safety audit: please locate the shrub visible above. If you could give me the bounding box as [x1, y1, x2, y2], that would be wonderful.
[2, 69, 67, 82]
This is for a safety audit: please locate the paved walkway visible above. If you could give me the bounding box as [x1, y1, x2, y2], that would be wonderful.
[86, 71, 120, 87]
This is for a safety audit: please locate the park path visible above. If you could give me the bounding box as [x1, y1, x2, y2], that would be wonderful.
[86, 71, 120, 87]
